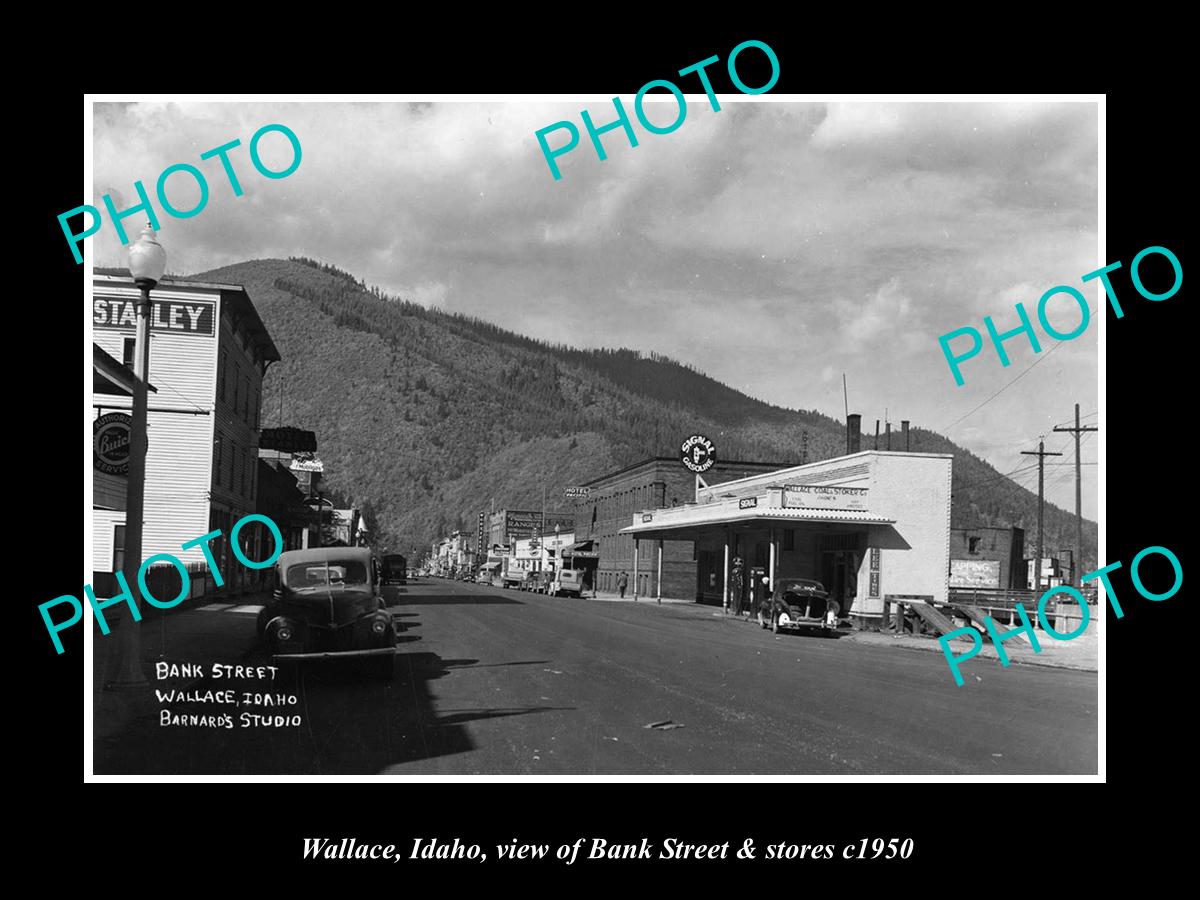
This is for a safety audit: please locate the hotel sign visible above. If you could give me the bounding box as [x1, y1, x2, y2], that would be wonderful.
[783, 484, 868, 510]
[93, 297, 215, 336]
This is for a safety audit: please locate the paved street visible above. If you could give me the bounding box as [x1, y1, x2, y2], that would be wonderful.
[93, 578, 1098, 775]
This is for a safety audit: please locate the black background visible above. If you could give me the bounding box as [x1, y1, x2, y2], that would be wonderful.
[23, 20, 1187, 887]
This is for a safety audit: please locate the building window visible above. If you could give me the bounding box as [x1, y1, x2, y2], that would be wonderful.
[214, 437, 223, 487]
[113, 524, 126, 572]
[242, 375, 250, 421]
[250, 388, 258, 429]
[783, 529, 795, 551]
[232, 369, 240, 413]
[231, 440, 239, 494]
[122, 338, 135, 369]
[969, 536, 981, 554]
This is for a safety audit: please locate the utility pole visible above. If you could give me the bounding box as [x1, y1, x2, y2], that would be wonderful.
[1054, 403, 1098, 585]
[1021, 440, 1063, 590]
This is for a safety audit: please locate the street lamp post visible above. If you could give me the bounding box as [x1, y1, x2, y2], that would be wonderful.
[106, 224, 166, 691]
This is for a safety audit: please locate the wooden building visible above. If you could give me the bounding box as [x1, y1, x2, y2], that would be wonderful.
[91, 275, 280, 591]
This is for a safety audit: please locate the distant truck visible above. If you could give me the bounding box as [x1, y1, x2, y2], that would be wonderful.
[380, 554, 407, 586]
[501, 562, 527, 589]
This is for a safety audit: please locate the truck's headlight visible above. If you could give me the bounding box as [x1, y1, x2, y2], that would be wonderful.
[371, 618, 388, 634]
[277, 625, 293, 642]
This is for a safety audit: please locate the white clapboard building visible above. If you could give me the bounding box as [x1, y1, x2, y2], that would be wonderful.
[91, 275, 280, 589]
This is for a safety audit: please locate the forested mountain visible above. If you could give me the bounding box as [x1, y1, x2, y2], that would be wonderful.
[164, 257, 1096, 571]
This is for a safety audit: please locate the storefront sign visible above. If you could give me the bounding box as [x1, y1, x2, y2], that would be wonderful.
[93, 297, 215, 336]
[93, 413, 132, 475]
[783, 484, 868, 510]
[739, 497, 758, 509]
[505, 512, 544, 540]
[681, 434, 716, 473]
[869, 547, 882, 598]
[950, 559, 1000, 588]
[289, 456, 325, 473]
[642, 513, 654, 523]
[564, 486, 591, 499]
[260, 426, 318, 453]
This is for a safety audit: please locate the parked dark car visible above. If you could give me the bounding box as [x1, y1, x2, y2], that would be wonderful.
[256, 547, 397, 678]
[757, 578, 846, 636]
[380, 553, 407, 585]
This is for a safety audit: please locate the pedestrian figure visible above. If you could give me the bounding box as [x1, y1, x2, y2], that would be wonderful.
[755, 575, 771, 620]
[618, 570, 628, 599]
[730, 558, 744, 616]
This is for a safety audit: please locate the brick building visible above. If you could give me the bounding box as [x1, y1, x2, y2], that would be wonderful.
[949, 525, 1025, 589]
[574, 457, 790, 600]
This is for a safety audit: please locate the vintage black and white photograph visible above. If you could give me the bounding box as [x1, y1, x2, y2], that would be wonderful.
[85, 96, 1101, 776]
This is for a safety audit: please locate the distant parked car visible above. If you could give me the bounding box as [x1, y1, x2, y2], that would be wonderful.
[256, 547, 397, 679]
[551, 569, 587, 598]
[757, 578, 846, 636]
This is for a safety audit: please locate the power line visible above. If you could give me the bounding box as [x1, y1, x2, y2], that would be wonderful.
[940, 341, 1068, 434]
[941, 292, 1099, 435]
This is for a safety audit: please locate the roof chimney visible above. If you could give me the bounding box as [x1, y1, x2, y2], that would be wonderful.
[847, 414, 862, 455]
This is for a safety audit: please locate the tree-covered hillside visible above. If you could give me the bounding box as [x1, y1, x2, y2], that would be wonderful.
[168, 257, 1096, 571]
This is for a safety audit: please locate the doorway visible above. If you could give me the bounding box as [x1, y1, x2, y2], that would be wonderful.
[820, 549, 860, 615]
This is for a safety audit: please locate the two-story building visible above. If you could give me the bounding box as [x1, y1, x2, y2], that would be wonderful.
[91, 275, 280, 592]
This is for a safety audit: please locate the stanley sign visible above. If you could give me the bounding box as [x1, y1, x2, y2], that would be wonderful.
[93, 297, 215, 336]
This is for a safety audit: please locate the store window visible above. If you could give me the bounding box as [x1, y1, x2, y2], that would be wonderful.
[113, 524, 126, 572]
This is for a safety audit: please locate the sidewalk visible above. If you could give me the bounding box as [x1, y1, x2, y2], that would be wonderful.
[846, 622, 1099, 672]
[585, 589, 693, 605]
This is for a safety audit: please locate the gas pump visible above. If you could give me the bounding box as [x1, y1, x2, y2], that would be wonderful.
[749, 565, 767, 615]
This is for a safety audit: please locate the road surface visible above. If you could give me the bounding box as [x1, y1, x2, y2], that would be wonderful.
[92, 578, 1098, 774]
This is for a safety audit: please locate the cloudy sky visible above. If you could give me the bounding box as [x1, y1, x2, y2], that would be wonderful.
[91, 99, 1099, 518]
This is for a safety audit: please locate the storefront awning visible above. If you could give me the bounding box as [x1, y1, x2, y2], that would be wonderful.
[481, 562, 501, 571]
[619, 505, 896, 541]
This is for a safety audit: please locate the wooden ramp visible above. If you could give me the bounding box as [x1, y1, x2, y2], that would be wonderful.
[906, 602, 964, 639]
[947, 602, 1032, 645]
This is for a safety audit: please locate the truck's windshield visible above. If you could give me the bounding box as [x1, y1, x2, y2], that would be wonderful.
[285, 560, 369, 589]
